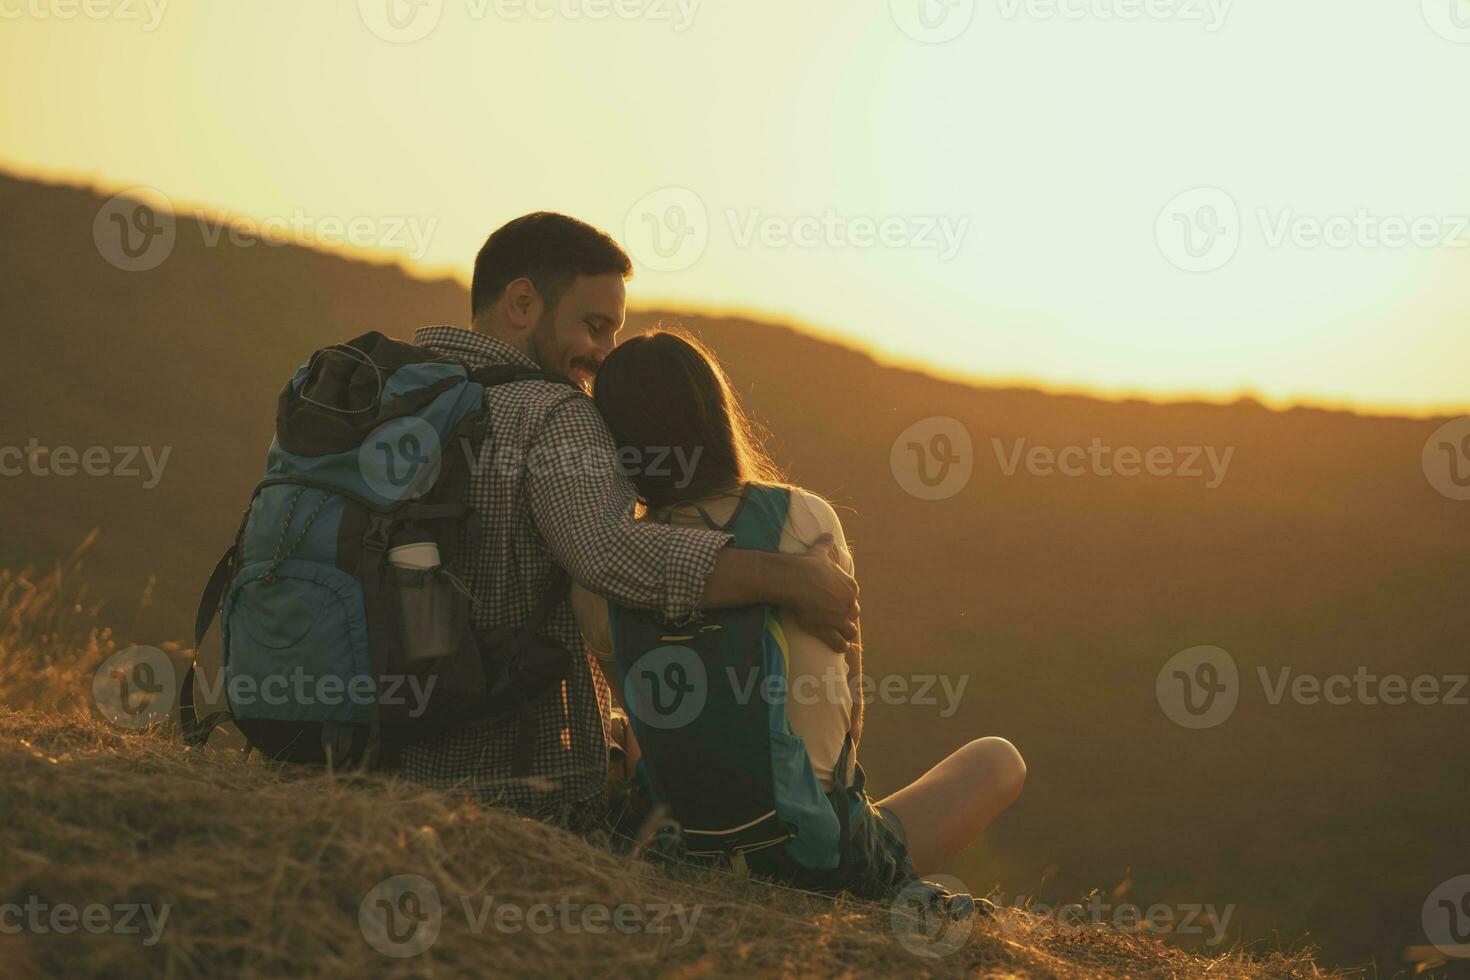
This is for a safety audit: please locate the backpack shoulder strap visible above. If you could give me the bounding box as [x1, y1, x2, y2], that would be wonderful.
[193, 543, 237, 650]
[727, 484, 791, 552]
[178, 659, 230, 748]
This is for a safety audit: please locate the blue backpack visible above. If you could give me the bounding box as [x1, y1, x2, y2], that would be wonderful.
[611, 484, 855, 877]
[182, 331, 576, 767]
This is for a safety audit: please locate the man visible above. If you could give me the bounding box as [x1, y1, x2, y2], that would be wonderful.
[397, 212, 859, 829]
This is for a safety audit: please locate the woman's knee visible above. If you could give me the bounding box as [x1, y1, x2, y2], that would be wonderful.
[964, 736, 1026, 803]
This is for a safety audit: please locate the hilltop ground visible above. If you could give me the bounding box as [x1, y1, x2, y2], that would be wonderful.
[0, 550, 1345, 979]
[0, 706, 1347, 980]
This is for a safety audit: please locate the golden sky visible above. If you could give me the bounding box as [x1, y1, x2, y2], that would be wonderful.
[3, 0, 1468, 416]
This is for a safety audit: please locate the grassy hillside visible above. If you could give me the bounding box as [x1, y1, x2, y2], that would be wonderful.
[0, 571, 1338, 978]
[2, 170, 1467, 973]
[0, 706, 1347, 980]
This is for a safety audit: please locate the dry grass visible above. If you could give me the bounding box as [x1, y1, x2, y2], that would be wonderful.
[0, 531, 175, 716]
[0, 709, 1347, 980]
[0, 554, 1352, 978]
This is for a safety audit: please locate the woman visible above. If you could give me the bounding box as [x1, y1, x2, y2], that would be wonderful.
[572, 327, 1025, 895]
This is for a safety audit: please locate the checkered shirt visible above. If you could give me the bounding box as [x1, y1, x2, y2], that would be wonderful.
[395, 325, 731, 830]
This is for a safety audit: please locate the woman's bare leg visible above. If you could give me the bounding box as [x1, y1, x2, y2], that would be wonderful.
[877, 737, 1026, 878]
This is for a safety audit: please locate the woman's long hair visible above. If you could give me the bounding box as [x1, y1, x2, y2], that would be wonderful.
[593, 326, 784, 510]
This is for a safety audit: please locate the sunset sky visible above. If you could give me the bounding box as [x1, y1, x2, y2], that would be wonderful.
[3, 1, 1468, 415]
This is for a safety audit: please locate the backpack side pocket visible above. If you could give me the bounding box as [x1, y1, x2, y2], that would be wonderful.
[377, 564, 486, 733]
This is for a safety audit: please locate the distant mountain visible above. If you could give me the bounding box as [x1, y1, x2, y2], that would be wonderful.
[2, 170, 1466, 972]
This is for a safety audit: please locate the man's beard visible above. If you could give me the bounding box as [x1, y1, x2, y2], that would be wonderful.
[532, 313, 596, 393]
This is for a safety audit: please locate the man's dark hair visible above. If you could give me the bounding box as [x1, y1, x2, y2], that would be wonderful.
[470, 212, 632, 320]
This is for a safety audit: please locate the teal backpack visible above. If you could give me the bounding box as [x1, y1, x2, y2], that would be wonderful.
[612, 484, 854, 877]
[182, 331, 576, 768]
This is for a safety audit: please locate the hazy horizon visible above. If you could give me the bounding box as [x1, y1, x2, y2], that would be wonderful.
[7, 159, 1462, 421]
[4, 1, 1468, 417]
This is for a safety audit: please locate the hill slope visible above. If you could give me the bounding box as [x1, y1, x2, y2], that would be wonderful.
[0, 554, 1348, 978]
[0, 708, 1335, 979]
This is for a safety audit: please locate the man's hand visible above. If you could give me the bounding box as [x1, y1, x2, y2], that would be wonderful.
[699, 536, 858, 651]
[789, 533, 859, 652]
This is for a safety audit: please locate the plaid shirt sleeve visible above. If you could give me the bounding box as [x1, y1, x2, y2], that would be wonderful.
[525, 390, 732, 624]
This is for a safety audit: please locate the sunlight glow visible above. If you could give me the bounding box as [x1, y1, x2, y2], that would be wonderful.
[3, 0, 1467, 416]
